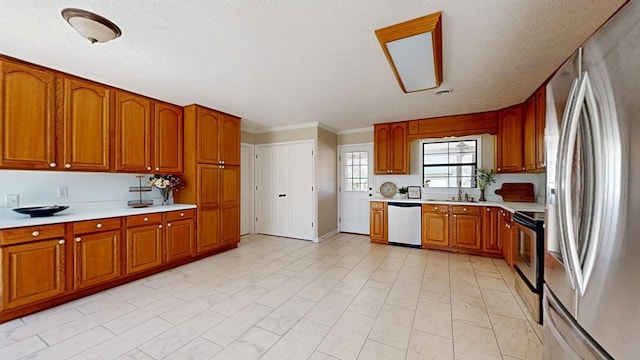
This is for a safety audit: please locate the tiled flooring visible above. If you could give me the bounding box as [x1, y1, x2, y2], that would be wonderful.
[0, 233, 543, 360]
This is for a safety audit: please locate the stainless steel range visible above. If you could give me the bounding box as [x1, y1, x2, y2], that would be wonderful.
[512, 211, 544, 323]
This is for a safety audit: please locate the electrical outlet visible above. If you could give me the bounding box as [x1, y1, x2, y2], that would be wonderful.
[57, 186, 68, 198]
[5, 194, 19, 208]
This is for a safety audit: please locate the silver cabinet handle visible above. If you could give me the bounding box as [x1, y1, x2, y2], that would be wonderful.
[158, 224, 163, 228]
[486, 208, 490, 212]
[58, 239, 65, 245]
[49, 162, 56, 168]
[75, 237, 81, 242]
[96, 223, 103, 228]
[143, 217, 149, 222]
[167, 223, 172, 227]
[147, 166, 152, 171]
[65, 163, 71, 169]
[463, 208, 467, 211]
[32, 231, 40, 237]
[453, 214, 457, 218]
[180, 212, 184, 217]
[497, 167, 501, 172]
[434, 207, 438, 210]
[155, 167, 160, 171]
[445, 214, 449, 217]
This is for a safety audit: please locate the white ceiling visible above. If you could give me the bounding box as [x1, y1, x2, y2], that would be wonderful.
[0, 1, 626, 132]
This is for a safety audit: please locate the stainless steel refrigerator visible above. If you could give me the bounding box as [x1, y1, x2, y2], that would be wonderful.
[544, 1, 640, 359]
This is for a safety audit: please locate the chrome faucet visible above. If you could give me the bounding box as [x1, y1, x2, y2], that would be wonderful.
[457, 181, 463, 201]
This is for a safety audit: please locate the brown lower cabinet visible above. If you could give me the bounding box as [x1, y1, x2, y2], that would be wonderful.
[499, 209, 515, 267]
[482, 207, 502, 254]
[369, 201, 388, 244]
[421, 204, 449, 247]
[0, 208, 201, 323]
[73, 218, 121, 289]
[451, 206, 482, 250]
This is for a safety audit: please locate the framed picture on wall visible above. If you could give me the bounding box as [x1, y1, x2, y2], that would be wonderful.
[407, 186, 421, 199]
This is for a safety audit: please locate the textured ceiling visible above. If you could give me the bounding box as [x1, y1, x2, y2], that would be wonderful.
[0, 1, 626, 132]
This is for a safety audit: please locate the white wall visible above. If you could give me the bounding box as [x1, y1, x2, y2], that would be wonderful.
[0, 170, 168, 208]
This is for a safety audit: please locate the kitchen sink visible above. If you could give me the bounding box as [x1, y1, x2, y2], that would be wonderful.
[425, 198, 479, 203]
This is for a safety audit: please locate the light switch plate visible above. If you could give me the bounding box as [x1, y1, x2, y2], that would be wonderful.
[5, 194, 19, 208]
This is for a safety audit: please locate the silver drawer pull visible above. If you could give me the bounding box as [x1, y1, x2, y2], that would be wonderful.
[180, 212, 184, 217]
[58, 239, 65, 245]
[32, 231, 40, 237]
[96, 223, 103, 228]
[65, 163, 71, 169]
[75, 237, 82, 242]
[434, 207, 438, 210]
[49, 162, 57, 168]
[144, 217, 149, 222]
[158, 224, 163, 228]
[463, 208, 467, 211]
[167, 223, 172, 227]
[147, 166, 152, 171]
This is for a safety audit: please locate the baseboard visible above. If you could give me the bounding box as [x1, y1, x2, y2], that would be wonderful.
[316, 229, 339, 242]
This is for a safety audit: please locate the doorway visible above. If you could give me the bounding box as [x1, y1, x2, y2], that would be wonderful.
[338, 143, 373, 234]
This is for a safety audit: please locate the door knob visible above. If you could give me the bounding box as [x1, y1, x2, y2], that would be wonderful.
[278, 194, 287, 197]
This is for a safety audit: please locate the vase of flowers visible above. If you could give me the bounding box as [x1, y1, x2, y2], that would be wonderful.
[476, 168, 496, 202]
[148, 174, 185, 205]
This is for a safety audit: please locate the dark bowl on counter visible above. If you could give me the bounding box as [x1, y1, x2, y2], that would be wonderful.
[12, 205, 70, 217]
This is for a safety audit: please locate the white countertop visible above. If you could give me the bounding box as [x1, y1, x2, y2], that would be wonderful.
[371, 198, 545, 213]
[0, 203, 197, 229]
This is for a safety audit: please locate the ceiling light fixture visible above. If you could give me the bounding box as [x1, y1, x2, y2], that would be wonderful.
[434, 88, 453, 95]
[61, 8, 122, 44]
[375, 12, 443, 93]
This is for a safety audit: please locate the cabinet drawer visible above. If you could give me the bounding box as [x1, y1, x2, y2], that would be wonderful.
[451, 206, 481, 215]
[165, 209, 195, 222]
[0, 224, 66, 245]
[422, 204, 449, 213]
[370, 201, 386, 210]
[73, 218, 121, 234]
[127, 213, 162, 227]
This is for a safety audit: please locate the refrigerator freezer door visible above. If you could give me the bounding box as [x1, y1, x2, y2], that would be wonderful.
[543, 286, 612, 360]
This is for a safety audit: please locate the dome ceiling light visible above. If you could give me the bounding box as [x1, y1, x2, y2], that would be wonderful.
[61, 8, 122, 44]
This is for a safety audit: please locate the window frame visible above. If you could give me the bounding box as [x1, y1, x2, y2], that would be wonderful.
[421, 135, 482, 188]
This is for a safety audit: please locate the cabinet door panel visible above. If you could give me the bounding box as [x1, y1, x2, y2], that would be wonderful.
[452, 214, 482, 250]
[2, 239, 66, 310]
[374, 124, 390, 174]
[370, 206, 387, 244]
[115, 92, 152, 172]
[0, 61, 56, 169]
[496, 105, 523, 173]
[197, 208, 219, 253]
[155, 103, 183, 173]
[535, 87, 546, 169]
[166, 218, 194, 262]
[126, 225, 162, 274]
[198, 165, 220, 206]
[220, 115, 240, 165]
[482, 207, 501, 254]
[389, 122, 408, 174]
[74, 230, 120, 289]
[63, 77, 110, 171]
[220, 206, 239, 246]
[196, 108, 220, 164]
[499, 211, 514, 266]
[523, 96, 537, 171]
[422, 212, 449, 247]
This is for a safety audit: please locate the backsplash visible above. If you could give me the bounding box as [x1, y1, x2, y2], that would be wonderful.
[374, 173, 546, 203]
[0, 170, 169, 208]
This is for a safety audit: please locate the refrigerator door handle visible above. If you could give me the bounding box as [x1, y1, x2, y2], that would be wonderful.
[556, 76, 580, 289]
[543, 289, 582, 359]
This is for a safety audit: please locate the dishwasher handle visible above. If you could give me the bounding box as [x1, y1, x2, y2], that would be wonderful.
[388, 202, 422, 207]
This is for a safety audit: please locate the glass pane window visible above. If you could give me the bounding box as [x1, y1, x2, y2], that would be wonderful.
[345, 151, 368, 191]
[423, 140, 478, 188]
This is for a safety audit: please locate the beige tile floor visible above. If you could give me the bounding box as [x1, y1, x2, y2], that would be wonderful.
[0, 233, 543, 360]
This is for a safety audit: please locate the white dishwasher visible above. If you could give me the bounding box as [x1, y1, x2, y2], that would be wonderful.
[387, 202, 422, 248]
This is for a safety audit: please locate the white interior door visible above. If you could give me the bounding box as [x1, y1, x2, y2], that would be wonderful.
[255, 141, 314, 240]
[339, 144, 373, 234]
[240, 143, 254, 235]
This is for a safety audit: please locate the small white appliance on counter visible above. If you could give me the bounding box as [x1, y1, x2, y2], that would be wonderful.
[387, 202, 421, 248]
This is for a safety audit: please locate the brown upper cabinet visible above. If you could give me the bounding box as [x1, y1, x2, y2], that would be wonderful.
[154, 102, 183, 173]
[374, 122, 408, 174]
[496, 104, 524, 173]
[115, 91, 153, 172]
[115, 91, 183, 173]
[535, 87, 546, 170]
[0, 59, 56, 170]
[61, 76, 111, 171]
[523, 86, 546, 172]
[186, 105, 240, 166]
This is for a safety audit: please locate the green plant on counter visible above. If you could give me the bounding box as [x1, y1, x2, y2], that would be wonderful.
[398, 186, 409, 194]
[476, 168, 496, 190]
